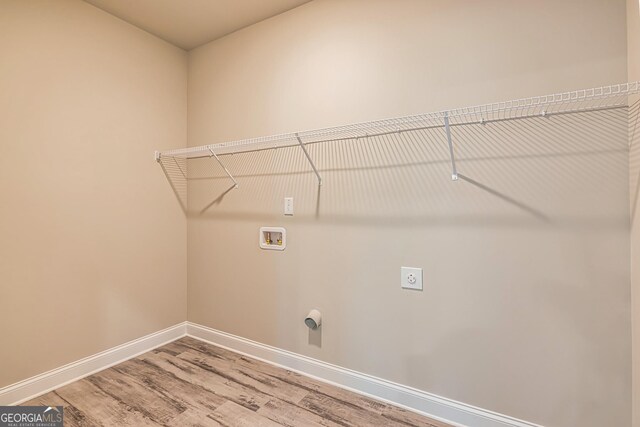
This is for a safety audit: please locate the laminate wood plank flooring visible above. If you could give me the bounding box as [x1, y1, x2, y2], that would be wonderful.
[23, 336, 452, 427]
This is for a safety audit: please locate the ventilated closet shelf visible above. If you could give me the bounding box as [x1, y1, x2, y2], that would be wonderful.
[156, 81, 639, 192]
[157, 82, 639, 160]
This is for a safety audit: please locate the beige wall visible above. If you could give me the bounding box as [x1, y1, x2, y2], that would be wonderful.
[0, 1, 633, 425]
[0, 0, 187, 388]
[629, 0, 640, 425]
[187, 1, 630, 426]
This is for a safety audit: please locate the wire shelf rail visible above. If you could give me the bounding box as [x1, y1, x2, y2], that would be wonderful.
[156, 81, 639, 185]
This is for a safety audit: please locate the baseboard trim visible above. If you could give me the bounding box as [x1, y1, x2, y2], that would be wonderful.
[0, 321, 542, 427]
[0, 322, 187, 406]
[187, 322, 542, 427]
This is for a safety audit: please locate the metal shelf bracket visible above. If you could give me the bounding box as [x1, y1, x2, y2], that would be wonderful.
[296, 133, 322, 186]
[444, 112, 459, 181]
[209, 148, 239, 189]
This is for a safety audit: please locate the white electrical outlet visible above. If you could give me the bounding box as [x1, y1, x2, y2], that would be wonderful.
[401, 267, 423, 291]
[284, 197, 294, 215]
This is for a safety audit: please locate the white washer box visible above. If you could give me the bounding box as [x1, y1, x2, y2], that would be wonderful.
[259, 227, 286, 251]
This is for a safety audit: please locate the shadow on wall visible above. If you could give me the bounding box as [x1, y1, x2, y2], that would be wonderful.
[159, 155, 188, 212]
[160, 107, 629, 231]
[173, 106, 631, 427]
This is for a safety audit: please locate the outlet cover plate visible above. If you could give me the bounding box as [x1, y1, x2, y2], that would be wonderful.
[284, 197, 294, 216]
[401, 267, 423, 291]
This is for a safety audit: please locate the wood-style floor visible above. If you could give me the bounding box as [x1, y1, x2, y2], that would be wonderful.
[23, 336, 451, 427]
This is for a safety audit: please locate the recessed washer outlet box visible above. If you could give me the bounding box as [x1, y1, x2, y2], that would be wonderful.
[259, 227, 286, 251]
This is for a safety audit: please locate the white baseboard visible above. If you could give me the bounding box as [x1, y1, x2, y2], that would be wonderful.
[0, 321, 541, 427]
[0, 322, 187, 406]
[187, 322, 542, 427]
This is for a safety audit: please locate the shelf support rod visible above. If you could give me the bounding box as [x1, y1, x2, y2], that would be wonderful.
[209, 148, 239, 189]
[444, 112, 459, 181]
[296, 133, 322, 186]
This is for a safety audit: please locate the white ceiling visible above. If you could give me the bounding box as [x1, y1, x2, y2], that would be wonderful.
[84, 0, 312, 50]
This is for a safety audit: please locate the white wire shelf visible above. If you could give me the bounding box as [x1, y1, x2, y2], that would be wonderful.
[158, 82, 639, 158]
[156, 81, 639, 186]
